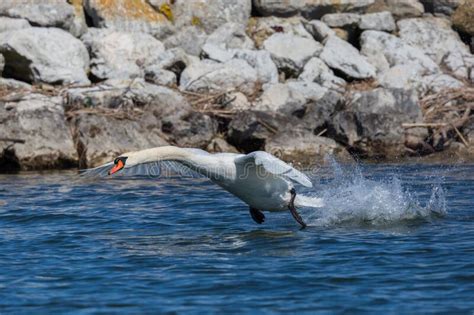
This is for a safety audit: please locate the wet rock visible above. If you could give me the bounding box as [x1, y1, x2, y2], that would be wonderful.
[265, 133, 352, 165]
[0, 27, 90, 85]
[398, 17, 474, 79]
[83, 0, 172, 39]
[360, 30, 439, 75]
[163, 26, 208, 56]
[253, 0, 375, 19]
[172, 0, 252, 34]
[359, 11, 396, 32]
[299, 57, 346, 91]
[179, 59, 258, 94]
[263, 33, 322, 77]
[302, 20, 335, 42]
[321, 13, 360, 28]
[0, 94, 77, 170]
[368, 0, 424, 19]
[452, 1, 474, 36]
[0, 17, 31, 33]
[82, 28, 165, 80]
[144, 67, 177, 87]
[328, 88, 426, 157]
[320, 36, 376, 79]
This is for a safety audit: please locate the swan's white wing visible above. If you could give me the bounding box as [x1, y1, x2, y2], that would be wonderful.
[80, 160, 202, 179]
[234, 151, 313, 187]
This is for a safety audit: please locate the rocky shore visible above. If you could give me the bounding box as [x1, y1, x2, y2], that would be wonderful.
[0, 0, 473, 171]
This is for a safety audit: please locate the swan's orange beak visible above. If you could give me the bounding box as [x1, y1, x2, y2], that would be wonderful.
[108, 160, 124, 175]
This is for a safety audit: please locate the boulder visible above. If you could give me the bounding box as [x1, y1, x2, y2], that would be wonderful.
[0, 94, 77, 170]
[265, 133, 352, 165]
[359, 11, 396, 32]
[144, 67, 177, 87]
[360, 30, 439, 75]
[163, 26, 208, 56]
[0, 17, 31, 33]
[0, 27, 90, 85]
[179, 59, 258, 94]
[172, 0, 252, 34]
[83, 0, 172, 39]
[327, 88, 426, 157]
[321, 13, 360, 28]
[81, 28, 165, 80]
[398, 17, 474, 79]
[263, 33, 323, 77]
[320, 36, 376, 79]
[302, 20, 336, 42]
[298, 57, 346, 91]
[421, 0, 465, 16]
[231, 49, 279, 85]
[253, 0, 375, 19]
[452, 1, 474, 36]
[367, 0, 424, 19]
[205, 22, 254, 50]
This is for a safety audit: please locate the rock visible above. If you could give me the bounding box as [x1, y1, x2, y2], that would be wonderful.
[0, 27, 90, 85]
[421, 74, 464, 93]
[321, 13, 360, 28]
[179, 59, 258, 94]
[223, 92, 251, 111]
[360, 30, 439, 75]
[328, 88, 426, 157]
[0, 2, 75, 32]
[231, 49, 279, 85]
[163, 26, 208, 56]
[265, 133, 352, 165]
[0, 53, 3, 75]
[299, 57, 346, 91]
[0, 17, 31, 33]
[68, 0, 88, 37]
[206, 137, 239, 153]
[205, 22, 254, 51]
[201, 43, 235, 62]
[172, 0, 252, 34]
[0, 94, 77, 170]
[263, 33, 323, 77]
[320, 36, 376, 79]
[378, 65, 424, 90]
[302, 20, 336, 42]
[253, 0, 375, 19]
[333, 28, 350, 41]
[83, 0, 172, 39]
[359, 11, 396, 32]
[452, 1, 474, 36]
[82, 28, 165, 80]
[398, 17, 474, 79]
[255, 81, 327, 117]
[144, 67, 177, 87]
[0, 77, 32, 90]
[367, 0, 424, 19]
[151, 47, 197, 77]
[421, 0, 465, 16]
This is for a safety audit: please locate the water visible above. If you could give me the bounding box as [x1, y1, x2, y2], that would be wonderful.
[0, 163, 473, 314]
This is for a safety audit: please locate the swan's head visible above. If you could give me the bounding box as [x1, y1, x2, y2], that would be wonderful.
[108, 156, 128, 175]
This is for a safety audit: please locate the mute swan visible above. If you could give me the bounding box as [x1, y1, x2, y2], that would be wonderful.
[82, 146, 313, 228]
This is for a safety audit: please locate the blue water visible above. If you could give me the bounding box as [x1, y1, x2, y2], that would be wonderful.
[0, 163, 473, 314]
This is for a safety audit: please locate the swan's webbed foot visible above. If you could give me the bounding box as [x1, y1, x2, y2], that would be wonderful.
[249, 207, 265, 224]
[289, 188, 307, 229]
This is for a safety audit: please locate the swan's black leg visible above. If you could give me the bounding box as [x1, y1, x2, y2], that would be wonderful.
[249, 207, 265, 224]
[288, 188, 307, 228]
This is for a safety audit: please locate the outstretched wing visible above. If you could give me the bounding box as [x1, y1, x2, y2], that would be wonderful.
[234, 151, 313, 187]
[79, 160, 202, 179]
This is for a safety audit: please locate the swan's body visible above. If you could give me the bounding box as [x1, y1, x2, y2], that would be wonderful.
[82, 146, 313, 226]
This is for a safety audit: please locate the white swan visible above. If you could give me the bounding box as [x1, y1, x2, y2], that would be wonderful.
[82, 146, 313, 227]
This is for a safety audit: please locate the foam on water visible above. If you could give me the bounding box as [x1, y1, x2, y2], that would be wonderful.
[298, 158, 447, 227]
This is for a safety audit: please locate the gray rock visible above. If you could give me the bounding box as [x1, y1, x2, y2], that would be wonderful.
[265, 133, 352, 165]
[328, 88, 426, 157]
[223, 91, 251, 111]
[360, 30, 439, 75]
[0, 94, 77, 170]
[207, 137, 239, 153]
[82, 28, 165, 80]
[299, 57, 346, 91]
[0, 17, 31, 33]
[378, 65, 424, 90]
[0, 3, 75, 32]
[201, 43, 235, 62]
[144, 67, 177, 87]
[263, 33, 323, 76]
[152, 47, 197, 76]
[0, 77, 32, 90]
[205, 22, 254, 50]
[83, 0, 173, 39]
[302, 20, 336, 42]
[359, 11, 396, 32]
[320, 36, 376, 79]
[179, 59, 258, 94]
[374, 0, 424, 19]
[0, 53, 3, 75]
[398, 17, 474, 79]
[231, 49, 279, 85]
[420, 0, 464, 15]
[0, 27, 90, 85]
[163, 26, 208, 56]
[173, 0, 252, 34]
[253, 0, 375, 19]
[321, 13, 360, 28]
[421, 74, 464, 93]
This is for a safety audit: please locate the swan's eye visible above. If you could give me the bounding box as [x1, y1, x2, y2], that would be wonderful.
[114, 158, 119, 164]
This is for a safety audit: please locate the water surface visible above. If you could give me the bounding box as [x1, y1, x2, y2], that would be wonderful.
[0, 163, 473, 313]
